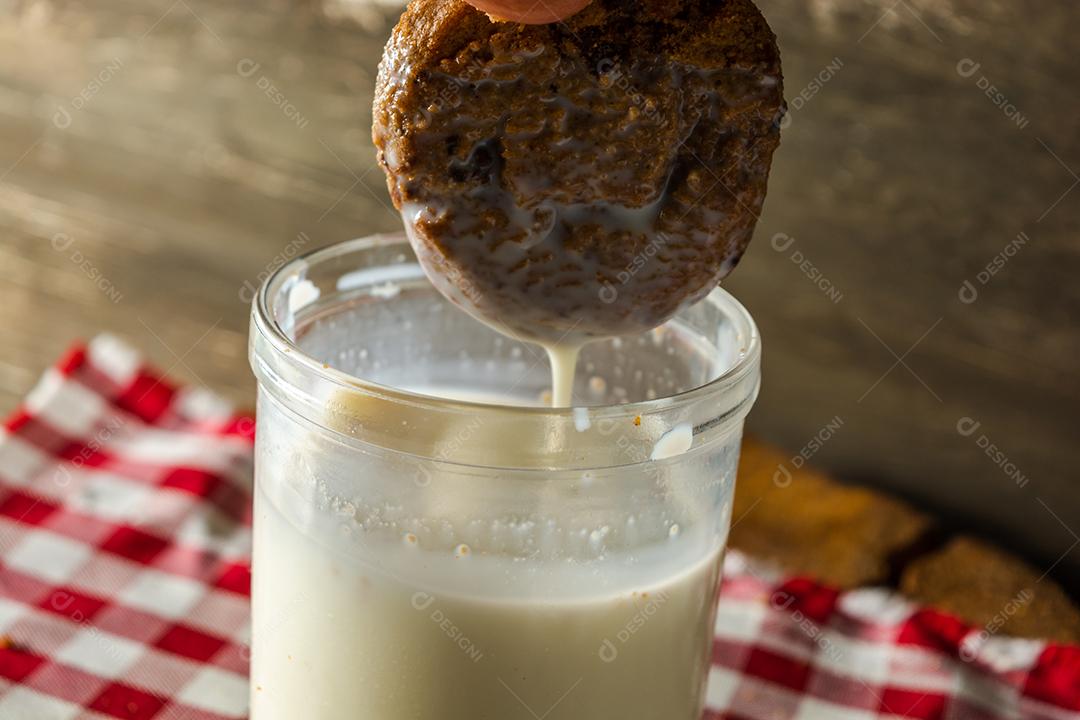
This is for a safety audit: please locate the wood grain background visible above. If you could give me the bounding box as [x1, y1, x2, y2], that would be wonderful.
[0, 0, 1076, 591]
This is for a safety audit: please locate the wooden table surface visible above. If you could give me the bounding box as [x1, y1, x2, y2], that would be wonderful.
[0, 0, 1077, 632]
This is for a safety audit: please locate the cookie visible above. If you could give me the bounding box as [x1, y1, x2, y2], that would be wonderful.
[374, 0, 784, 344]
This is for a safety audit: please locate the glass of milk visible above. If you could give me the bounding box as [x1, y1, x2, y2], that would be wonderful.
[248, 233, 760, 720]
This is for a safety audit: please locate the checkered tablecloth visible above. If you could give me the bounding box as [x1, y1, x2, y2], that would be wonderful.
[0, 335, 1076, 719]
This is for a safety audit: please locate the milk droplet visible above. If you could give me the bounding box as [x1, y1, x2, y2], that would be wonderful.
[650, 422, 693, 460]
[289, 279, 320, 314]
[455, 543, 471, 558]
[572, 407, 591, 432]
[370, 282, 401, 299]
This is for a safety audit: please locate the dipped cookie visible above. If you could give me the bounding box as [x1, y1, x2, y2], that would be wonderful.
[374, 0, 784, 345]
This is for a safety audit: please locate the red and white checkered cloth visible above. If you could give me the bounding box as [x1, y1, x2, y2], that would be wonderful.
[0, 336, 1076, 719]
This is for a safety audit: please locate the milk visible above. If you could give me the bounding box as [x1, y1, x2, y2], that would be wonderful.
[545, 343, 582, 407]
[250, 478, 722, 720]
[249, 371, 730, 719]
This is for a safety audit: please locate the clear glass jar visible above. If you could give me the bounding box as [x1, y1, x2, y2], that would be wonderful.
[248, 233, 760, 720]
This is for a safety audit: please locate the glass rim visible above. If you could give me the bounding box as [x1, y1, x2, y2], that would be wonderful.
[251, 234, 760, 436]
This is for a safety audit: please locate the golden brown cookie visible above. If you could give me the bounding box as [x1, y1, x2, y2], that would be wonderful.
[374, 0, 784, 343]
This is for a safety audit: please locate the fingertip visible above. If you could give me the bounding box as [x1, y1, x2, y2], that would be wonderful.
[464, 0, 591, 24]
